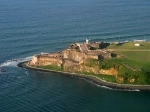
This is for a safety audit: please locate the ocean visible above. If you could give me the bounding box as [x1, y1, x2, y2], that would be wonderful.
[0, 0, 150, 111]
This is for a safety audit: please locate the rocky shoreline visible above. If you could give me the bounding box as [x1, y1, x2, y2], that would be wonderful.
[18, 61, 150, 91]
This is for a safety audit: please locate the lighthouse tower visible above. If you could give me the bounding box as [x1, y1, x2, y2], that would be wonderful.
[86, 38, 89, 44]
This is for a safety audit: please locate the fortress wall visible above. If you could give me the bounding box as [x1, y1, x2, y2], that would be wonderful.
[63, 50, 85, 62]
[37, 56, 63, 66]
[47, 52, 63, 58]
[30, 55, 63, 67]
[30, 56, 38, 65]
[63, 59, 79, 67]
[63, 58, 81, 72]
[63, 64, 80, 73]
[89, 43, 100, 48]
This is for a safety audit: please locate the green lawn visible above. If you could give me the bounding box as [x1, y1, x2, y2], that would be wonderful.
[106, 42, 150, 50]
[104, 41, 150, 71]
[101, 43, 150, 84]
[37, 65, 63, 71]
[114, 51, 150, 71]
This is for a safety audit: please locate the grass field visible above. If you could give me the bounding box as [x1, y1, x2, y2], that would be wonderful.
[106, 42, 150, 50]
[101, 42, 150, 84]
[38, 65, 63, 71]
[112, 51, 150, 71]
[104, 41, 150, 71]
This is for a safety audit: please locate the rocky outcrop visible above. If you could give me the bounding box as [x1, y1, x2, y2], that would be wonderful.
[99, 68, 118, 75]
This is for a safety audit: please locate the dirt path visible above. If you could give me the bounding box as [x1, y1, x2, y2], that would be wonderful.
[122, 64, 141, 71]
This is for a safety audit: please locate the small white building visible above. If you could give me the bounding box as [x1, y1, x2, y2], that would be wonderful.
[134, 43, 140, 46]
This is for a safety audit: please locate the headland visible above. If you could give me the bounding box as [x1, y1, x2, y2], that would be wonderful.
[18, 39, 150, 91]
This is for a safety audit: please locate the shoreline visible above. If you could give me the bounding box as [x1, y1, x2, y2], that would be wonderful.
[18, 61, 150, 91]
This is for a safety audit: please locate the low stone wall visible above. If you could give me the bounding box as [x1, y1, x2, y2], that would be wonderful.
[18, 61, 150, 91]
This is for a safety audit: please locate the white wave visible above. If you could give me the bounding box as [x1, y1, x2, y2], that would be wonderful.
[97, 84, 140, 92]
[40, 52, 48, 54]
[25, 71, 29, 74]
[18, 76, 22, 79]
[88, 80, 140, 92]
[25, 71, 29, 76]
[0, 56, 32, 67]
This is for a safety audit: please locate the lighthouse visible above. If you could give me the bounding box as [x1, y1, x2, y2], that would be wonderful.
[86, 38, 89, 44]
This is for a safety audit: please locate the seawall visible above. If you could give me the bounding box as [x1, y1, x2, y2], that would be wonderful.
[17, 61, 150, 91]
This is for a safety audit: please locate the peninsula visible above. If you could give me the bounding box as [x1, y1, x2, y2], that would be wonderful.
[19, 39, 150, 90]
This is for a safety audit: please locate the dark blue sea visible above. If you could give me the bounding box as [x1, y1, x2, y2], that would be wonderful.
[0, 0, 150, 112]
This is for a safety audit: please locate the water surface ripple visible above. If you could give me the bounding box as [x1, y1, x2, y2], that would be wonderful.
[0, 0, 150, 112]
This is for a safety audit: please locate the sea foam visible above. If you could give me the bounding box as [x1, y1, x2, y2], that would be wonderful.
[0, 56, 32, 67]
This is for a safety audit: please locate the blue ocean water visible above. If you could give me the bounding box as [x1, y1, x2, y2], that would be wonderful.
[0, 0, 150, 112]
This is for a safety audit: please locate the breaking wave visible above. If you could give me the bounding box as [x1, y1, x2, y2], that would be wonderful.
[94, 82, 140, 92]
[85, 79, 140, 92]
[0, 56, 32, 67]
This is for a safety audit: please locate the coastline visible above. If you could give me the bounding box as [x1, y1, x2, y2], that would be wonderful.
[18, 61, 150, 91]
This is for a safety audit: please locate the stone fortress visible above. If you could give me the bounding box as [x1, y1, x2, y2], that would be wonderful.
[19, 39, 150, 90]
[29, 39, 114, 73]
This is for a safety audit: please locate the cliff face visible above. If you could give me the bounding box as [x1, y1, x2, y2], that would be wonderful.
[63, 64, 118, 75]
